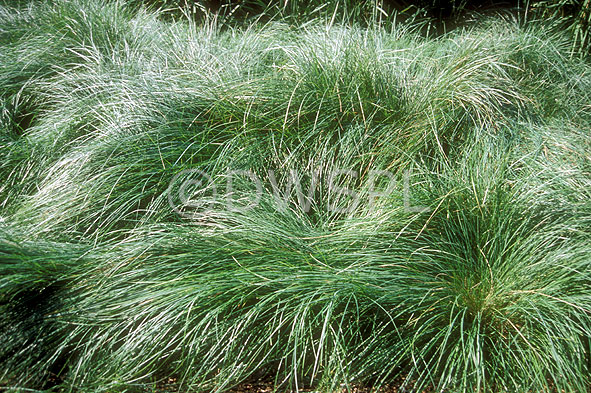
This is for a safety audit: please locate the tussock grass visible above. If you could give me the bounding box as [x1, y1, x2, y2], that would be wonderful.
[1, 1, 591, 392]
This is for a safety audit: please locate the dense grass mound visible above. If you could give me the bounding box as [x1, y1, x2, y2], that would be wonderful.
[1, 1, 591, 392]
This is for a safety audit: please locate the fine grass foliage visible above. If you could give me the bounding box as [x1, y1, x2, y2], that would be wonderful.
[1, 0, 591, 392]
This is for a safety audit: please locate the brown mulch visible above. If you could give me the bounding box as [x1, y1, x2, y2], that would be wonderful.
[226, 376, 432, 393]
[228, 381, 414, 393]
[2, 374, 430, 393]
[153, 376, 431, 393]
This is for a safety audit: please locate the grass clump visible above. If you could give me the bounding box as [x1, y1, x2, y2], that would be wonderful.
[1, 0, 591, 392]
